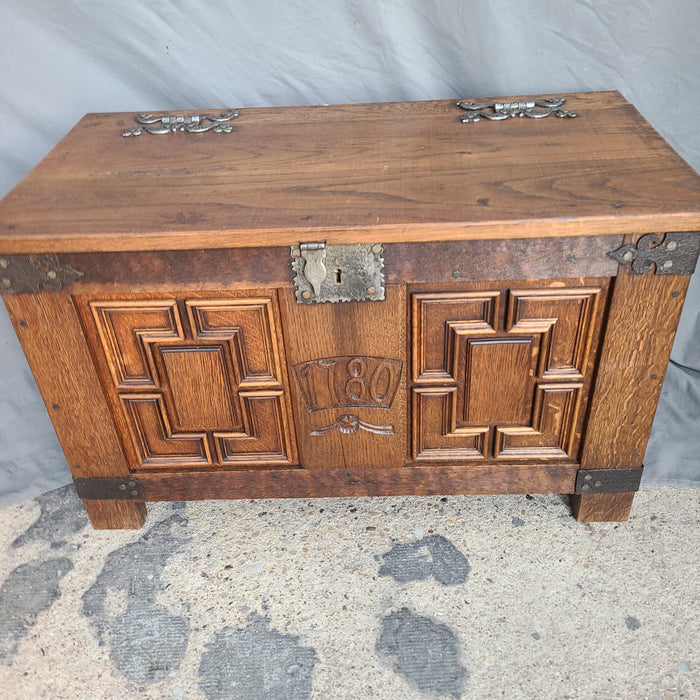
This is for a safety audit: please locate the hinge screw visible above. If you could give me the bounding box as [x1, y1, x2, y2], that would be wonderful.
[0, 258, 7, 269]
[367, 286, 376, 295]
[47, 270, 57, 280]
[372, 244, 382, 254]
[661, 260, 673, 270]
[584, 474, 592, 481]
[118, 483, 127, 491]
[302, 290, 312, 299]
[1, 278, 11, 288]
[581, 484, 590, 491]
[666, 241, 678, 251]
[622, 251, 634, 262]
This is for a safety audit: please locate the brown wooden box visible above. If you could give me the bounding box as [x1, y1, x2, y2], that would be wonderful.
[1, 92, 698, 528]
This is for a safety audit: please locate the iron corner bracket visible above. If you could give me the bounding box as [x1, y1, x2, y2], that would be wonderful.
[575, 467, 643, 495]
[608, 232, 700, 275]
[0, 254, 84, 294]
[74, 476, 144, 501]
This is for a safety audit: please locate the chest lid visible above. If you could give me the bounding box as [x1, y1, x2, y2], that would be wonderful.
[1, 91, 700, 254]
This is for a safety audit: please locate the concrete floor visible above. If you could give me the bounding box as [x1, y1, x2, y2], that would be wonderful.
[0, 485, 698, 699]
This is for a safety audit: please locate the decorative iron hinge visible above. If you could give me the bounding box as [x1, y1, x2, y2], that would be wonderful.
[0, 254, 84, 294]
[456, 97, 577, 123]
[122, 110, 239, 136]
[291, 242, 385, 303]
[608, 232, 700, 275]
[73, 477, 144, 500]
[575, 467, 643, 494]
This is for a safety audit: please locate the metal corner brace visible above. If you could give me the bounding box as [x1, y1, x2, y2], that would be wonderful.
[0, 254, 84, 294]
[291, 242, 385, 303]
[608, 232, 700, 275]
[73, 477, 144, 500]
[575, 467, 644, 494]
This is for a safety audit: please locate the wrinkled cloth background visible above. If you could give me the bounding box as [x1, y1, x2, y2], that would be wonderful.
[0, 0, 698, 504]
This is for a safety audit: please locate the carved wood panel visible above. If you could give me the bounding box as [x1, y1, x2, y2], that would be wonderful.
[77, 292, 297, 471]
[278, 285, 407, 470]
[411, 281, 608, 462]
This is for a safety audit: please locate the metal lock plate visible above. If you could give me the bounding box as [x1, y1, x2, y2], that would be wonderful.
[291, 242, 385, 303]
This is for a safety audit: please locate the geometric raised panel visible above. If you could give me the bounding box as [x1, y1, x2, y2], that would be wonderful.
[495, 383, 582, 458]
[412, 387, 487, 461]
[507, 287, 601, 379]
[457, 336, 538, 425]
[82, 293, 297, 471]
[186, 298, 281, 384]
[158, 345, 242, 431]
[412, 291, 499, 382]
[411, 282, 606, 462]
[120, 394, 211, 468]
[215, 392, 294, 465]
[90, 300, 184, 388]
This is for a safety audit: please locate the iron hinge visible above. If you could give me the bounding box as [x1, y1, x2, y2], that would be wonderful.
[291, 241, 385, 303]
[575, 467, 643, 494]
[0, 254, 84, 294]
[73, 477, 144, 500]
[608, 232, 700, 275]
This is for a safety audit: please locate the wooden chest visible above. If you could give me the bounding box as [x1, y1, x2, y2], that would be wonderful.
[1, 92, 698, 528]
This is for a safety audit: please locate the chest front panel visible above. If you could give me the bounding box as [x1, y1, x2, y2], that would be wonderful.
[72, 273, 610, 476]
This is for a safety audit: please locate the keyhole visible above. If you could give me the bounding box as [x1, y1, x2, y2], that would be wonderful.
[334, 268, 342, 284]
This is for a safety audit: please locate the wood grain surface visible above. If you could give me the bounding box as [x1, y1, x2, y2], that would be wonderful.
[1, 92, 699, 254]
[2, 292, 132, 480]
[135, 462, 578, 501]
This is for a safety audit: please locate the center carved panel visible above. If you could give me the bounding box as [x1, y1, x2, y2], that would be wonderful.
[411, 284, 605, 461]
[83, 294, 296, 470]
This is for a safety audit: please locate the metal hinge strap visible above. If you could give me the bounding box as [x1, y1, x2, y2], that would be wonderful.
[74, 477, 144, 500]
[575, 467, 643, 494]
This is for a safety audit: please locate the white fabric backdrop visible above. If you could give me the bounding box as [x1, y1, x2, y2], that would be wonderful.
[1, 0, 698, 504]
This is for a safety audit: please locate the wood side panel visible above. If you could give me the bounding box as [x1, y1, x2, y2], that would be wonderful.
[279, 285, 407, 469]
[580, 270, 691, 470]
[2, 292, 131, 479]
[136, 463, 578, 501]
[574, 267, 691, 521]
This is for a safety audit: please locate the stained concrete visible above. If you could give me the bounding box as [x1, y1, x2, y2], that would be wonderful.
[377, 607, 467, 698]
[0, 558, 73, 658]
[378, 534, 470, 585]
[0, 485, 698, 698]
[198, 615, 317, 700]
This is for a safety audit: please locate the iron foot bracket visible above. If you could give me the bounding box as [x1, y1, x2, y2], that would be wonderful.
[575, 467, 643, 494]
[74, 477, 144, 500]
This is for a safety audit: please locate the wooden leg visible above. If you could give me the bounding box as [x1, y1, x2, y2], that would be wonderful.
[571, 492, 635, 522]
[83, 499, 147, 529]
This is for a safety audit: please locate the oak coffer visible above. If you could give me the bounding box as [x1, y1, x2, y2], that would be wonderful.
[1, 92, 699, 529]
